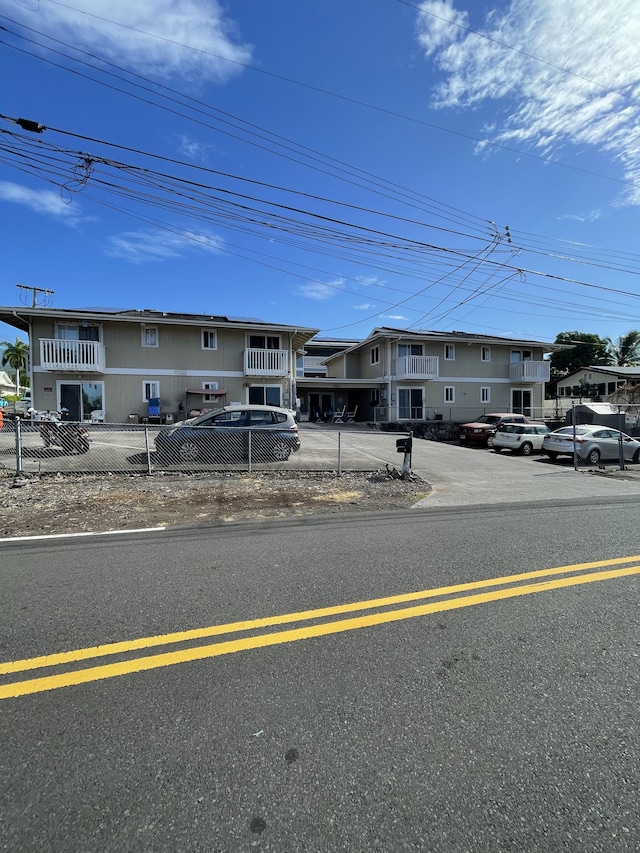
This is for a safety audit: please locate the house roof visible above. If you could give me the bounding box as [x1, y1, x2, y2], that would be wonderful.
[0, 306, 319, 352]
[560, 365, 640, 382]
[322, 326, 571, 361]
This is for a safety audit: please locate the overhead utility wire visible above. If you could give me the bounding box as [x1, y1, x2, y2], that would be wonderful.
[3, 121, 640, 311]
[0, 17, 493, 237]
[20, 1, 627, 188]
[4, 19, 639, 274]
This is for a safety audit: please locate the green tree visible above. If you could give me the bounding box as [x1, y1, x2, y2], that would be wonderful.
[549, 331, 609, 383]
[1, 337, 29, 394]
[604, 330, 640, 366]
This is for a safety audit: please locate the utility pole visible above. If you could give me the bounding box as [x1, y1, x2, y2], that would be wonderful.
[16, 283, 54, 307]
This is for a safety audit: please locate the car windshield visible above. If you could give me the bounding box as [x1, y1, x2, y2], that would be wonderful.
[553, 427, 591, 435]
[475, 415, 501, 425]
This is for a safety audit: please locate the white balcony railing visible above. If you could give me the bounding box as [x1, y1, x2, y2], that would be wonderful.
[244, 348, 289, 376]
[394, 355, 439, 380]
[509, 361, 550, 383]
[40, 338, 106, 372]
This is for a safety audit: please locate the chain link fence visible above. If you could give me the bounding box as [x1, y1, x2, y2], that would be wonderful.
[0, 419, 409, 478]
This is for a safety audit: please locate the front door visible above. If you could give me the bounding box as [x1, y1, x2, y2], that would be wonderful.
[398, 387, 423, 419]
[511, 388, 532, 416]
[59, 383, 82, 420]
[59, 381, 104, 421]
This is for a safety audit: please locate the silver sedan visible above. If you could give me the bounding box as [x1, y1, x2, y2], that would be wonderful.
[542, 426, 640, 465]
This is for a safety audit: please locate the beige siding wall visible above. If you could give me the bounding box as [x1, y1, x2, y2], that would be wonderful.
[30, 317, 297, 422]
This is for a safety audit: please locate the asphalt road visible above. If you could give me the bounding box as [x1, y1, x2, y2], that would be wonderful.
[1, 500, 640, 852]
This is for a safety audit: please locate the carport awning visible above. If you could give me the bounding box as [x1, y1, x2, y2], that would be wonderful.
[185, 388, 227, 396]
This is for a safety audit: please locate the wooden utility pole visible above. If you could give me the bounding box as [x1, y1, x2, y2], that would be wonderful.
[16, 283, 54, 307]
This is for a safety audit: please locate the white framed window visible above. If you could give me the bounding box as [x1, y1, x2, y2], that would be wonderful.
[370, 345, 380, 365]
[202, 381, 218, 403]
[444, 386, 455, 403]
[202, 329, 217, 350]
[143, 380, 160, 402]
[444, 344, 455, 361]
[141, 325, 158, 347]
[248, 334, 280, 349]
[481, 386, 491, 403]
[481, 346, 491, 362]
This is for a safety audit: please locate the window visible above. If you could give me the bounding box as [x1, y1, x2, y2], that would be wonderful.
[444, 386, 455, 403]
[202, 330, 217, 350]
[398, 343, 423, 357]
[142, 325, 158, 347]
[249, 385, 282, 406]
[370, 345, 380, 365]
[143, 381, 160, 402]
[444, 344, 455, 361]
[481, 346, 491, 362]
[481, 387, 490, 403]
[202, 381, 218, 403]
[56, 322, 101, 342]
[510, 349, 532, 362]
[248, 334, 280, 349]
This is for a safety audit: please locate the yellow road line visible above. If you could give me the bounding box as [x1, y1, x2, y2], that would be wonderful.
[2, 554, 639, 676]
[1, 561, 639, 700]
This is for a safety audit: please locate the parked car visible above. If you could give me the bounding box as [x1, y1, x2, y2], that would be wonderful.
[154, 404, 301, 463]
[492, 423, 550, 455]
[542, 425, 640, 465]
[458, 413, 545, 448]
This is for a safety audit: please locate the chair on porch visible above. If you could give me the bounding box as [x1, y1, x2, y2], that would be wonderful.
[346, 405, 359, 422]
[331, 405, 347, 423]
[90, 409, 105, 423]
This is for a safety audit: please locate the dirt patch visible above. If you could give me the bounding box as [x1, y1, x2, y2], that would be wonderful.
[0, 469, 431, 537]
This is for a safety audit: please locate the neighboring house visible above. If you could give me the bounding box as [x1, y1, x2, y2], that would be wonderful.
[0, 370, 18, 397]
[0, 306, 318, 423]
[555, 366, 640, 406]
[298, 327, 569, 423]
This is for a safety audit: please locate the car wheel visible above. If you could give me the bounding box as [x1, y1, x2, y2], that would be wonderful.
[586, 448, 601, 465]
[543, 451, 558, 460]
[486, 434, 495, 448]
[272, 440, 291, 462]
[178, 440, 200, 462]
[520, 441, 533, 456]
[493, 447, 502, 453]
[632, 448, 640, 464]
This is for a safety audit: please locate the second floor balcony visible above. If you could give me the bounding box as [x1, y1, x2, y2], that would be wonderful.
[509, 361, 550, 383]
[40, 338, 106, 373]
[244, 348, 289, 377]
[394, 355, 439, 380]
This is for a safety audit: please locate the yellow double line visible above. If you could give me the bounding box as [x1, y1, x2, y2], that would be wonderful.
[2, 556, 639, 700]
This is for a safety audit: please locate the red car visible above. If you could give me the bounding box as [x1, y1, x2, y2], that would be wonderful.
[458, 413, 545, 448]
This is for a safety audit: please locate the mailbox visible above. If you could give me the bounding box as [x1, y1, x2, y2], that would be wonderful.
[396, 436, 412, 453]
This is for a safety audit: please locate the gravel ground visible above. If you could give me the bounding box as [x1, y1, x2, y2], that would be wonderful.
[0, 469, 431, 538]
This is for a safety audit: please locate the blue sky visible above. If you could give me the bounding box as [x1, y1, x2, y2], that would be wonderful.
[1, 0, 640, 348]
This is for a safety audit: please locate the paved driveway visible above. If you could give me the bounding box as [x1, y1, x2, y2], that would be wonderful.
[409, 439, 640, 508]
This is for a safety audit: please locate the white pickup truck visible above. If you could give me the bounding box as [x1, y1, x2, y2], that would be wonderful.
[4, 390, 33, 417]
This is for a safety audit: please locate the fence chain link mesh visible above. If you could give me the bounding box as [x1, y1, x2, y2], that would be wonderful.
[0, 419, 409, 478]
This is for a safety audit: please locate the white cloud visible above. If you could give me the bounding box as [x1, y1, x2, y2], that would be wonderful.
[0, 181, 86, 226]
[176, 135, 212, 162]
[415, 0, 640, 203]
[353, 303, 375, 310]
[356, 275, 382, 286]
[12, 0, 251, 85]
[383, 314, 409, 321]
[107, 227, 223, 263]
[558, 209, 602, 223]
[296, 277, 346, 301]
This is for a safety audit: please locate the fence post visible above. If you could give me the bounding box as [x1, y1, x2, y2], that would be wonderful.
[337, 430, 342, 477]
[15, 417, 23, 477]
[248, 430, 252, 473]
[144, 426, 152, 475]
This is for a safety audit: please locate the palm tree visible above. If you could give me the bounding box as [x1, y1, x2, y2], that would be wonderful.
[605, 330, 640, 366]
[1, 337, 29, 395]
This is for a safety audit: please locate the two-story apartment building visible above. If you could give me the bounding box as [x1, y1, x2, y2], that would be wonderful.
[0, 306, 318, 423]
[298, 328, 567, 422]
